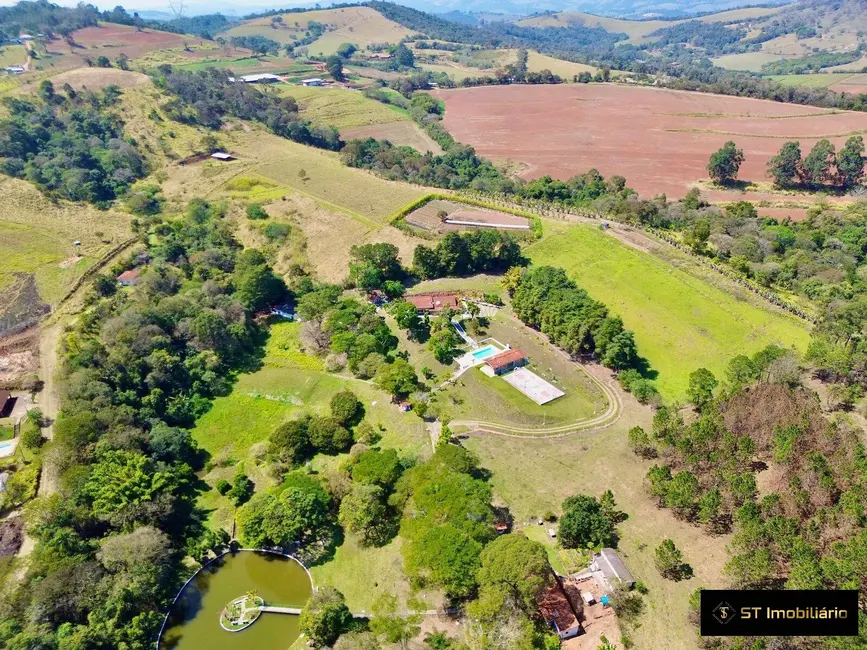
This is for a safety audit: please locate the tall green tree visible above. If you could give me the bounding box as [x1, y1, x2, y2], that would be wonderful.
[299, 587, 353, 648]
[687, 368, 718, 410]
[802, 139, 836, 186]
[767, 141, 802, 188]
[477, 534, 552, 612]
[707, 140, 744, 184]
[837, 135, 866, 188]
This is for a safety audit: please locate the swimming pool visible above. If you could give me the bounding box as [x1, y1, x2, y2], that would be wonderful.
[471, 345, 500, 361]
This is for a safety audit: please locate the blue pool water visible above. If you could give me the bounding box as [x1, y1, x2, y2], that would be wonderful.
[471, 345, 500, 361]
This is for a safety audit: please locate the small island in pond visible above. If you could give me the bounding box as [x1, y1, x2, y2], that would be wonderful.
[219, 592, 264, 632]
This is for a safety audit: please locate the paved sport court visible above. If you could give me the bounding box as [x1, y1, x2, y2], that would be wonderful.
[502, 367, 565, 405]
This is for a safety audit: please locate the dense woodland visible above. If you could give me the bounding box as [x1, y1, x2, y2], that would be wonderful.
[0, 82, 145, 204]
[0, 199, 286, 647]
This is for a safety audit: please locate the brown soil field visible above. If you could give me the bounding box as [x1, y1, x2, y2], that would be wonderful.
[341, 122, 443, 154]
[47, 67, 150, 91]
[406, 199, 529, 233]
[829, 73, 867, 95]
[433, 84, 867, 199]
[63, 24, 203, 58]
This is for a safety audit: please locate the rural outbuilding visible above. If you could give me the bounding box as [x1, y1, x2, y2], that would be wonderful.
[211, 152, 235, 161]
[405, 292, 461, 314]
[591, 548, 635, 590]
[482, 349, 527, 376]
[300, 78, 324, 86]
[116, 268, 142, 287]
[241, 73, 281, 84]
[538, 577, 583, 640]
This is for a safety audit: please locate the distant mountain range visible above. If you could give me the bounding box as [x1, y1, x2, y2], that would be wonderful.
[126, 0, 791, 19]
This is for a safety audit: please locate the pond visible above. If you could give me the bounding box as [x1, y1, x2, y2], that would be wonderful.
[159, 551, 313, 650]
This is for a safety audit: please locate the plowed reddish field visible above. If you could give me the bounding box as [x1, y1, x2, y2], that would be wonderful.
[433, 84, 867, 200]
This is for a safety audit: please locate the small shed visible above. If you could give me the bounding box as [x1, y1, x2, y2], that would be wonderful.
[5, 66, 25, 74]
[210, 152, 235, 161]
[116, 268, 142, 287]
[300, 78, 324, 86]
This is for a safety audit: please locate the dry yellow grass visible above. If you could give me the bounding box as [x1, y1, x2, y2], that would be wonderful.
[0, 178, 131, 303]
[48, 67, 150, 91]
[526, 51, 598, 77]
[265, 194, 427, 283]
[276, 85, 409, 129]
[519, 5, 783, 44]
[224, 6, 412, 56]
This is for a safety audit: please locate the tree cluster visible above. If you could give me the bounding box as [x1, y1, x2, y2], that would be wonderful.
[768, 136, 866, 189]
[510, 266, 644, 372]
[152, 68, 340, 150]
[412, 231, 524, 280]
[0, 83, 145, 204]
[0, 197, 286, 648]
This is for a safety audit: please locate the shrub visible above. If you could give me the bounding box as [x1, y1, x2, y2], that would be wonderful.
[246, 203, 269, 220]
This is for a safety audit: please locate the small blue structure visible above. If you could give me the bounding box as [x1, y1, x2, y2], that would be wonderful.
[600, 595, 611, 607]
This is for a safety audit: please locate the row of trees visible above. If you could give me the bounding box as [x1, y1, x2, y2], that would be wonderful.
[509, 266, 643, 372]
[412, 231, 525, 280]
[768, 136, 866, 189]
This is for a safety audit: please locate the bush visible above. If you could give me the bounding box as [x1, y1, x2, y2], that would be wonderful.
[216, 479, 231, 495]
[263, 222, 291, 241]
[246, 203, 269, 220]
[20, 423, 44, 451]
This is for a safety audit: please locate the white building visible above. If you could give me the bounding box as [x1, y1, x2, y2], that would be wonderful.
[240, 73, 281, 84]
[300, 78, 324, 86]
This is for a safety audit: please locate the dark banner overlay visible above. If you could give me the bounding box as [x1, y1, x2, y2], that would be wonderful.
[700, 590, 859, 637]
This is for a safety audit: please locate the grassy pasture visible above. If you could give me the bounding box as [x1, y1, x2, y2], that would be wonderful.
[526, 225, 811, 400]
[0, 178, 131, 304]
[417, 63, 478, 81]
[223, 6, 412, 56]
[340, 121, 442, 154]
[275, 84, 408, 129]
[766, 73, 849, 89]
[713, 52, 789, 72]
[0, 44, 27, 67]
[526, 51, 599, 77]
[231, 133, 426, 224]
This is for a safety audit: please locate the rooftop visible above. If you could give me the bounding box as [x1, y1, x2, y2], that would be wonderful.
[405, 292, 461, 311]
[538, 579, 581, 636]
[116, 268, 142, 283]
[240, 73, 281, 83]
[597, 548, 635, 585]
[485, 348, 526, 371]
[0, 390, 10, 409]
[211, 152, 234, 160]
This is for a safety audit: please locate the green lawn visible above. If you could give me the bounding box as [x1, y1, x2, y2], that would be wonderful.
[0, 426, 14, 441]
[765, 73, 847, 89]
[430, 312, 607, 428]
[275, 85, 409, 130]
[526, 225, 811, 400]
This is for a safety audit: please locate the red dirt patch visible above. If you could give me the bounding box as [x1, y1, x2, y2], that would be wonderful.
[433, 84, 867, 199]
[63, 24, 204, 58]
[756, 206, 809, 222]
[405, 199, 529, 233]
[829, 73, 867, 96]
